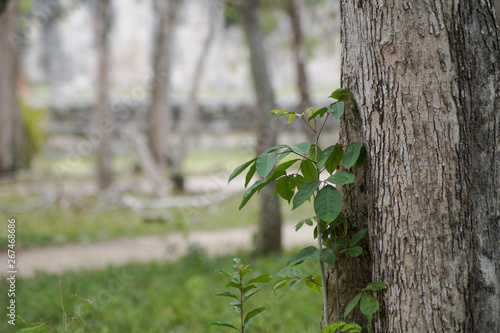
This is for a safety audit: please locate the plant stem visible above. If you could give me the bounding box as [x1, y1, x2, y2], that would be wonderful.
[313, 117, 328, 327]
[240, 272, 244, 333]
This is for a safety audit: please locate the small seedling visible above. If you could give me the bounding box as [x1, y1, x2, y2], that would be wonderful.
[209, 258, 272, 332]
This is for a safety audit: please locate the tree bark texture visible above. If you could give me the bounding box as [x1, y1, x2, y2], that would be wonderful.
[334, 1, 499, 332]
[94, 0, 113, 190]
[172, 0, 217, 192]
[236, 0, 282, 254]
[496, 0, 500, 26]
[0, 0, 23, 175]
[148, 0, 179, 169]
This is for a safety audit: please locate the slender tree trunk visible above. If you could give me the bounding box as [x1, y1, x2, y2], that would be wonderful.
[148, 0, 179, 169]
[0, 0, 8, 15]
[0, 0, 23, 176]
[94, 0, 113, 190]
[330, 1, 500, 332]
[235, 0, 282, 254]
[285, 0, 315, 143]
[171, 1, 217, 192]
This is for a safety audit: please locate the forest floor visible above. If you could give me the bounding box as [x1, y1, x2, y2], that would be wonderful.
[0, 174, 315, 278]
[2, 221, 314, 278]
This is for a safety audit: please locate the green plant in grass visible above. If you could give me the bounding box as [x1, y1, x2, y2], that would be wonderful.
[227, 88, 386, 331]
[209, 258, 272, 332]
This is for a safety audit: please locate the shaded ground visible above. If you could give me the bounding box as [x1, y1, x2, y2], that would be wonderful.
[1, 222, 314, 278]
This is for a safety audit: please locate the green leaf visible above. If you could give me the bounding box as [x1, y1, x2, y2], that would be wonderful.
[277, 266, 300, 278]
[320, 249, 336, 265]
[273, 158, 300, 174]
[329, 88, 351, 100]
[287, 246, 317, 266]
[309, 106, 328, 121]
[215, 291, 239, 300]
[208, 321, 239, 331]
[325, 171, 355, 185]
[20, 323, 49, 332]
[288, 113, 296, 126]
[295, 218, 313, 231]
[354, 145, 366, 168]
[342, 142, 362, 169]
[225, 281, 241, 289]
[243, 289, 260, 302]
[325, 144, 344, 174]
[276, 149, 292, 163]
[360, 293, 379, 315]
[264, 144, 289, 154]
[270, 109, 287, 117]
[314, 186, 342, 223]
[274, 177, 295, 203]
[351, 96, 358, 119]
[318, 144, 343, 172]
[272, 278, 290, 293]
[322, 322, 347, 333]
[256, 152, 276, 178]
[350, 229, 367, 247]
[304, 276, 322, 294]
[247, 274, 272, 284]
[292, 181, 321, 210]
[330, 101, 345, 120]
[245, 163, 256, 187]
[215, 269, 231, 277]
[243, 307, 267, 331]
[242, 284, 256, 294]
[344, 292, 363, 318]
[239, 180, 265, 210]
[300, 159, 317, 182]
[331, 237, 348, 250]
[348, 246, 363, 257]
[290, 142, 311, 156]
[228, 158, 257, 183]
[364, 281, 387, 291]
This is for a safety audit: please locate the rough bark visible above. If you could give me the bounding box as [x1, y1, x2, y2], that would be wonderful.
[285, 0, 315, 142]
[0, 0, 23, 176]
[496, 0, 500, 25]
[148, 0, 179, 169]
[235, 0, 282, 254]
[333, 1, 500, 332]
[172, 1, 217, 192]
[94, 0, 113, 190]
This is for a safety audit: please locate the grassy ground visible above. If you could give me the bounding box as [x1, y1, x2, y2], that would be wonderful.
[0, 147, 313, 248]
[0, 250, 322, 332]
[0, 193, 313, 249]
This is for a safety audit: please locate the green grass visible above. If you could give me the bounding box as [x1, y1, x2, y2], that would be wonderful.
[0, 195, 259, 248]
[0, 193, 313, 249]
[0, 251, 322, 332]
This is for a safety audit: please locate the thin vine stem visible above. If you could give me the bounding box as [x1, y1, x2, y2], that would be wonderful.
[313, 116, 329, 327]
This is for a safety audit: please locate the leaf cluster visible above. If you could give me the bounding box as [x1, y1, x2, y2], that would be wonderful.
[209, 259, 272, 333]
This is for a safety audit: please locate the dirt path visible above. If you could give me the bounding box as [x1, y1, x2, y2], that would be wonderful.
[1, 223, 315, 278]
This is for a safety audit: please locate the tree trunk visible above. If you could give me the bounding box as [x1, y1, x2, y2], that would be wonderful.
[496, 0, 500, 26]
[330, 1, 500, 332]
[148, 0, 179, 169]
[285, 0, 315, 143]
[0, 0, 23, 176]
[94, 0, 113, 190]
[235, 0, 282, 254]
[171, 0, 217, 192]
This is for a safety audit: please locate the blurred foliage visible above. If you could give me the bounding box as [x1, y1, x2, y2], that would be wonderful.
[0, 251, 321, 332]
[20, 101, 46, 168]
[223, 4, 239, 27]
